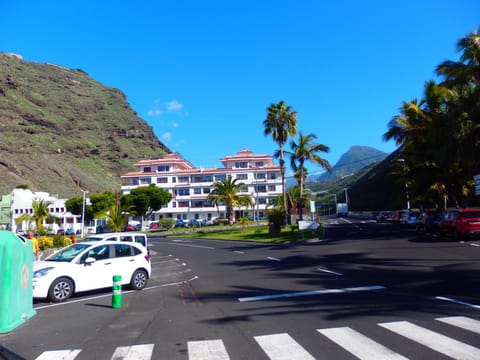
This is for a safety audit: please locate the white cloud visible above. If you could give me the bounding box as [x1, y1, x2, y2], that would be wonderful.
[171, 121, 179, 128]
[147, 109, 163, 117]
[161, 132, 172, 141]
[166, 100, 183, 112]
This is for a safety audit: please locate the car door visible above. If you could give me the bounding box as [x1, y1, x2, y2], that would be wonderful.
[76, 244, 115, 291]
[111, 244, 138, 285]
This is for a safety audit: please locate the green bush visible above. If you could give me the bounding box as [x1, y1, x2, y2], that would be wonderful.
[215, 218, 229, 226]
[159, 217, 176, 229]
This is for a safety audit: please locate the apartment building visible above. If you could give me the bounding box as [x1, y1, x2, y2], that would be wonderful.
[120, 149, 283, 223]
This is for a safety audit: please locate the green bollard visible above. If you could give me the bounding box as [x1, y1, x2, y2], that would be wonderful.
[112, 275, 122, 308]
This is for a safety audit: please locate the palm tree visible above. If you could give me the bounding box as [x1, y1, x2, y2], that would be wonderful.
[436, 27, 480, 87]
[95, 194, 132, 232]
[286, 132, 332, 220]
[263, 100, 297, 225]
[207, 177, 253, 225]
[15, 199, 56, 234]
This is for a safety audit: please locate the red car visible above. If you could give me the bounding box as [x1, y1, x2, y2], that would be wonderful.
[123, 224, 134, 232]
[439, 208, 480, 239]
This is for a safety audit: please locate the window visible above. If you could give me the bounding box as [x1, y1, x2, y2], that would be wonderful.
[178, 176, 189, 183]
[194, 188, 201, 195]
[157, 177, 168, 183]
[255, 161, 264, 167]
[178, 188, 190, 196]
[114, 244, 133, 258]
[236, 173, 248, 180]
[140, 178, 151, 185]
[131, 178, 139, 185]
[172, 177, 176, 183]
[268, 185, 276, 192]
[203, 188, 210, 194]
[85, 244, 110, 261]
[157, 165, 170, 172]
[134, 235, 146, 247]
[256, 172, 266, 180]
[258, 198, 267, 204]
[269, 173, 277, 180]
[178, 201, 189, 208]
[239, 185, 248, 193]
[255, 185, 267, 193]
[235, 162, 248, 168]
[215, 174, 226, 181]
[143, 167, 151, 173]
[120, 235, 133, 242]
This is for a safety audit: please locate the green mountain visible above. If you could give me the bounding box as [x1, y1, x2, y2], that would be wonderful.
[315, 145, 388, 181]
[0, 53, 170, 198]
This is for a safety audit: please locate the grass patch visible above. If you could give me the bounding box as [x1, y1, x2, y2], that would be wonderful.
[171, 224, 324, 243]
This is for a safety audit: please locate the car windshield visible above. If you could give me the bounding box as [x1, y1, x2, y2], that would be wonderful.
[83, 236, 104, 241]
[46, 243, 92, 262]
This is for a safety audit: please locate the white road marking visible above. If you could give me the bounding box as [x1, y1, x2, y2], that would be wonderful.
[435, 296, 480, 309]
[254, 333, 315, 360]
[35, 349, 82, 360]
[318, 326, 407, 359]
[238, 285, 385, 302]
[233, 250, 244, 254]
[267, 257, 281, 261]
[437, 316, 480, 334]
[169, 243, 215, 249]
[110, 344, 154, 359]
[188, 339, 230, 360]
[317, 268, 343, 276]
[380, 320, 480, 359]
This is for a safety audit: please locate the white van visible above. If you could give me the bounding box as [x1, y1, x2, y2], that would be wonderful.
[83, 232, 148, 249]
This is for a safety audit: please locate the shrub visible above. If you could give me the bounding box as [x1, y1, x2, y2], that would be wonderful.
[159, 218, 176, 229]
[267, 208, 285, 235]
[37, 236, 54, 250]
[215, 218, 229, 226]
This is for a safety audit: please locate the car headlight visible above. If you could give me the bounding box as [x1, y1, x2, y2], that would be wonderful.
[34, 267, 55, 278]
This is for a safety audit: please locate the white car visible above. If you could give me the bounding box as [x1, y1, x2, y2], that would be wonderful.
[33, 241, 151, 302]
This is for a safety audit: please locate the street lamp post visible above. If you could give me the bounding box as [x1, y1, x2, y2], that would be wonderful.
[80, 189, 88, 238]
[398, 159, 410, 209]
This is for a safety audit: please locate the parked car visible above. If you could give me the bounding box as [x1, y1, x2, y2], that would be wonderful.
[175, 219, 189, 227]
[123, 224, 134, 232]
[83, 232, 148, 249]
[399, 210, 420, 227]
[33, 241, 151, 302]
[416, 211, 444, 233]
[65, 228, 75, 235]
[439, 208, 480, 239]
[376, 211, 394, 223]
[148, 222, 159, 230]
[134, 223, 142, 231]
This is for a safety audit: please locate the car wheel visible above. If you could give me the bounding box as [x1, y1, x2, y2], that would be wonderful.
[130, 269, 148, 290]
[48, 277, 74, 302]
[453, 229, 462, 240]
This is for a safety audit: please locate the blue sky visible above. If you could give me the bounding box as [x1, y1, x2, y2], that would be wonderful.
[2, 1, 479, 175]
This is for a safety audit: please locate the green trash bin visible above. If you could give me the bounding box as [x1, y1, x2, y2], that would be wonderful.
[0, 230, 36, 333]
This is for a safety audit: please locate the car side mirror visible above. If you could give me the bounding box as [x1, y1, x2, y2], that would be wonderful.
[84, 257, 97, 266]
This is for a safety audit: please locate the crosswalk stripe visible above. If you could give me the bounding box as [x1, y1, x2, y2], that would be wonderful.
[188, 339, 230, 360]
[254, 333, 315, 360]
[317, 326, 408, 359]
[437, 316, 480, 334]
[379, 320, 480, 360]
[110, 344, 154, 359]
[35, 349, 82, 360]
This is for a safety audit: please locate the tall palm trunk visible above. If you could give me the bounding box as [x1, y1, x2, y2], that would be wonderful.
[279, 145, 288, 226]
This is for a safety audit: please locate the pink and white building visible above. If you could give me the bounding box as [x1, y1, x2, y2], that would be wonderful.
[120, 149, 283, 223]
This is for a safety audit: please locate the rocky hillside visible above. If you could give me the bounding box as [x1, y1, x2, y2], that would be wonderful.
[0, 53, 170, 198]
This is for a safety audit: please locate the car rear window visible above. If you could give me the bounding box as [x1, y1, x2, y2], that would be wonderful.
[463, 211, 480, 219]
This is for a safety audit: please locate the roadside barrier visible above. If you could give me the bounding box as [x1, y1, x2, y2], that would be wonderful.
[112, 275, 122, 309]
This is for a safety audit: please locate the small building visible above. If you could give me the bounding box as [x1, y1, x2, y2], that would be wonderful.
[9, 189, 81, 234]
[120, 149, 283, 223]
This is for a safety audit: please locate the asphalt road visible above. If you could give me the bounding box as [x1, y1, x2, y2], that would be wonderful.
[1, 218, 480, 359]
